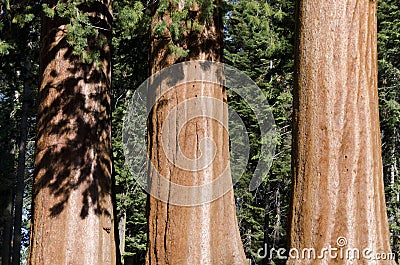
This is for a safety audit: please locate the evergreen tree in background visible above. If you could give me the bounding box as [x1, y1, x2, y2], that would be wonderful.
[111, 1, 149, 263]
[378, 0, 400, 260]
[0, 0, 399, 264]
[0, 2, 39, 264]
[224, 0, 294, 263]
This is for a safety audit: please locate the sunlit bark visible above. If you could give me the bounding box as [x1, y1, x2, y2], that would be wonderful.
[288, 0, 394, 264]
[146, 1, 247, 264]
[29, 1, 116, 264]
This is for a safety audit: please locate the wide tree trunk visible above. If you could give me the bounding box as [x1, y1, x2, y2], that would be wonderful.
[288, 0, 394, 264]
[145, 1, 247, 264]
[29, 1, 116, 264]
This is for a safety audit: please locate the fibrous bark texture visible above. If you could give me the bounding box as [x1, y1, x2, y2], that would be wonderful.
[288, 0, 394, 264]
[29, 1, 116, 264]
[145, 1, 247, 264]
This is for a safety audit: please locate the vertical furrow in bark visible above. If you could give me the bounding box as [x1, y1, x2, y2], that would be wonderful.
[288, 0, 394, 264]
[145, 1, 247, 264]
[29, 1, 116, 264]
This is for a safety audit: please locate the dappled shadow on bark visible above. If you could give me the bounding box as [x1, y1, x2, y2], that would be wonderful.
[33, 1, 113, 220]
[28, 2, 118, 264]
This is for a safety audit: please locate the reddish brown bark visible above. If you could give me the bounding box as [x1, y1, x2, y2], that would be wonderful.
[29, 1, 116, 264]
[288, 0, 394, 264]
[145, 1, 247, 264]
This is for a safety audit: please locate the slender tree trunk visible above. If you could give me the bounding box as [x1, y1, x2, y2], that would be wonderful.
[0, 68, 19, 265]
[289, 0, 394, 264]
[273, 186, 281, 248]
[146, 1, 247, 264]
[389, 129, 399, 261]
[29, 1, 116, 264]
[118, 210, 126, 264]
[263, 181, 272, 265]
[12, 54, 31, 265]
[1, 190, 13, 265]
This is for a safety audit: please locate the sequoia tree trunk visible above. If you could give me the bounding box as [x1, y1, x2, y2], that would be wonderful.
[29, 1, 116, 264]
[288, 0, 394, 264]
[145, 1, 247, 264]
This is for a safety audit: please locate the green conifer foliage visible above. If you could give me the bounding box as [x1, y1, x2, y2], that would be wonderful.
[378, 0, 400, 259]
